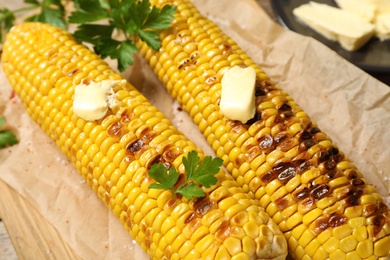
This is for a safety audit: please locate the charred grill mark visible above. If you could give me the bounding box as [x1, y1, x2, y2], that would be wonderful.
[312, 213, 348, 235]
[294, 187, 310, 200]
[194, 196, 215, 216]
[245, 112, 261, 126]
[126, 139, 145, 153]
[310, 184, 330, 200]
[275, 197, 290, 211]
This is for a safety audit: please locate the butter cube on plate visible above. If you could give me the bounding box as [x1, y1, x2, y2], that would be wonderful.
[293, 1, 375, 51]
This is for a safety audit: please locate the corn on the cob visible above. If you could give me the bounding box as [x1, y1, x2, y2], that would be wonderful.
[1, 22, 289, 260]
[137, 0, 390, 259]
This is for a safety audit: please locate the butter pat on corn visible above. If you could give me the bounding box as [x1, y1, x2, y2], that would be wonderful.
[220, 66, 256, 123]
[73, 80, 123, 121]
[293, 1, 375, 51]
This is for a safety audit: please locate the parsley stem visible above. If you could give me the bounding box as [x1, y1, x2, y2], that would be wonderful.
[9, 5, 40, 15]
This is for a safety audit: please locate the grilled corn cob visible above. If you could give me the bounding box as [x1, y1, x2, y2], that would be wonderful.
[137, 0, 390, 259]
[1, 22, 289, 260]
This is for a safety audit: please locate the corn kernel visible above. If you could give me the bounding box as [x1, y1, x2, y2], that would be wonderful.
[329, 249, 346, 259]
[333, 224, 352, 240]
[340, 235, 358, 253]
[224, 237, 242, 256]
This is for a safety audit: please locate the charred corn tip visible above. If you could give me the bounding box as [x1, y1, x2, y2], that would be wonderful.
[2, 22, 288, 259]
[138, 0, 390, 259]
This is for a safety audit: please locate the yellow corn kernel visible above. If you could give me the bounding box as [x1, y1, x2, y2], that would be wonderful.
[329, 249, 346, 259]
[333, 224, 353, 240]
[223, 237, 242, 256]
[340, 235, 358, 253]
[298, 229, 316, 248]
[199, 237, 218, 257]
[312, 246, 328, 260]
[374, 236, 390, 257]
[286, 212, 303, 230]
[215, 246, 231, 259]
[304, 238, 321, 257]
[356, 239, 373, 258]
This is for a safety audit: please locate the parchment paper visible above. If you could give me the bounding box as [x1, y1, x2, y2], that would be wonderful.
[0, 0, 389, 259]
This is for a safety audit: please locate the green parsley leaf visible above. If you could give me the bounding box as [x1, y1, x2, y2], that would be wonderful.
[72, 24, 114, 45]
[143, 5, 177, 31]
[25, 0, 67, 29]
[176, 184, 205, 199]
[0, 8, 16, 42]
[148, 165, 179, 191]
[138, 29, 160, 51]
[70, 0, 176, 72]
[0, 117, 18, 148]
[110, 39, 138, 72]
[68, 0, 109, 24]
[148, 151, 222, 200]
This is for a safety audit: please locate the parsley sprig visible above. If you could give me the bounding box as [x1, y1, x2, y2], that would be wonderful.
[69, 0, 176, 72]
[148, 151, 223, 200]
[0, 116, 18, 148]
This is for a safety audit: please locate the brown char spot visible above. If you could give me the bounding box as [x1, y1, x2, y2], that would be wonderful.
[219, 44, 233, 56]
[277, 166, 296, 183]
[144, 228, 152, 249]
[141, 128, 156, 143]
[126, 139, 145, 153]
[312, 213, 347, 235]
[275, 197, 289, 211]
[278, 103, 292, 111]
[162, 146, 181, 162]
[120, 110, 132, 124]
[310, 184, 330, 200]
[299, 140, 317, 151]
[351, 178, 365, 186]
[215, 220, 231, 242]
[300, 197, 315, 210]
[273, 132, 289, 144]
[345, 187, 364, 207]
[377, 201, 389, 214]
[194, 197, 215, 216]
[184, 212, 196, 224]
[294, 187, 310, 200]
[245, 145, 261, 162]
[258, 134, 274, 151]
[146, 154, 163, 169]
[278, 138, 297, 152]
[230, 122, 246, 134]
[329, 213, 347, 228]
[167, 197, 178, 209]
[235, 154, 246, 167]
[107, 121, 124, 137]
[260, 171, 274, 184]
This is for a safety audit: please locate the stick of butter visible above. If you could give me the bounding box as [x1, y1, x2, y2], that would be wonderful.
[293, 1, 375, 51]
[220, 66, 256, 123]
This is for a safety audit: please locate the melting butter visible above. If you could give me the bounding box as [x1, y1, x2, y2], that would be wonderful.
[220, 66, 256, 123]
[73, 80, 124, 121]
